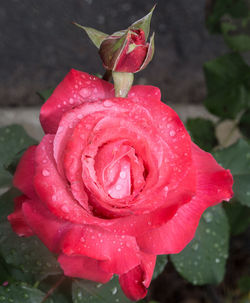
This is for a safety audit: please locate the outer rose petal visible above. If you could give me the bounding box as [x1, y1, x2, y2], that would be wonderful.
[58, 254, 112, 283]
[40, 69, 114, 134]
[61, 225, 141, 275]
[13, 146, 37, 200]
[136, 143, 233, 254]
[22, 200, 70, 253]
[119, 253, 156, 301]
[8, 195, 34, 237]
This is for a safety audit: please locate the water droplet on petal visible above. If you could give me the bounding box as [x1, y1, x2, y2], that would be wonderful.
[169, 130, 176, 137]
[69, 98, 74, 104]
[42, 169, 50, 177]
[116, 184, 122, 191]
[79, 88, 91, 97]
[104, 100, 113, 107]
[61, 205, 70, 213]
[119, 171, 126, 179]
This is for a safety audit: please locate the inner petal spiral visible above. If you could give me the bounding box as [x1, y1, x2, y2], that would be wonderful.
[95, 140, 145, 201]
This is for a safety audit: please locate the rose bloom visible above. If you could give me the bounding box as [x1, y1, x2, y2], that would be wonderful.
[8, 69, 233, 301]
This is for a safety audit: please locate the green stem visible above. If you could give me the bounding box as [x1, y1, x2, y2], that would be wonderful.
[40, 276, 66, 303]
[112, 72, 134, 97]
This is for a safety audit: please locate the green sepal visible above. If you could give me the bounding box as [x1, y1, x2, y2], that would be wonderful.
[139, 32, 155, 72]
[130, 5, 156, 40]
[73, 22, 108, 48]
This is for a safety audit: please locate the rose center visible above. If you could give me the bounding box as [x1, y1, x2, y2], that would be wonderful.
[95, 140, 145, 200]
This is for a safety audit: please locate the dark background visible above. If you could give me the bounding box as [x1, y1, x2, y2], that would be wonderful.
[0, 0, 227, 106]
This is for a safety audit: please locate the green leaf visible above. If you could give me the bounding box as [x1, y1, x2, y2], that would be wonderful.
[0, 282, 53, 303]
[37, 88, 54, 102]
[0, 125, 37, 188]
[152, 255, 168, 280]
[223, 200, 250, 235]
[73, 23, 108, 48]
[204, 53, 250, 119]
[221, 20, 250, 52]
[206, 0, 248, 34]
[171, 205, 229, 285]
[239, 109, 250, 139]
[72, 276, 132, 303]
[238, 276, 250, 294]
[213, 139, 250, 206]
[130, 5, 155, 40]
[186, 118, 218, 151]
[0, 189, 62, 284]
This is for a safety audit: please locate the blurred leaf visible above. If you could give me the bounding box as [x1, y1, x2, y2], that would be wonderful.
[72, 276, 132, 303]
[152, 255, 168, 280]
[223, 200, 250, 235]
[171, 205, 229, 285]
[239, 109, 250, 139]
[204, 53, 250, 119]
[238, 275, 250, 294]
[0, 189, 62, 284]
[186, 118, 218, 151]
[213, 139, 250, 206]
[0, 125, 37, 188]
[221, 19, 250, 52]
[206, 0, 248, 34]
[0, 282, 53, 303]
[37, 88, 54, 101]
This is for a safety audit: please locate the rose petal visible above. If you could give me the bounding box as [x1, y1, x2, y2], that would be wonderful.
[40, 69, 115, 134]
[34, 134, 93, 223]
[119, 253, 156, 301]
[136, 143, 233, 254]
[13, 146, 37, 200]
[58, 254, 112, 283]
[61, 225, 141, 274]
[22, 199, 70, 253]
[7, 195, 34, 237]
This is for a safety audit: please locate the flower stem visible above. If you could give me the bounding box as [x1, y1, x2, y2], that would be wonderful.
[40, 276, 66, 303]
[112, 72, 134, 98]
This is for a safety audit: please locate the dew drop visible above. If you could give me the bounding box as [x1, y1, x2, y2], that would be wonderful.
[69, 98, 74, 104]
[192, 242, 199, 251]
[116, 184, 122, 191]
[42, 169, 50, 177]
[111, 286, 118, 295]
[61, 205, 70, 213]
[103, 100, 113, 107]
[77, 114, 83, 119]
[205, 228, 211, 234]
[163, 186, 169, 192]
[203, 211, 213, 223]
[79, 88, 91, 97]
[215, 258, 220, 263]
[119, 171, 126, 179]
[169, 130, 176, 137]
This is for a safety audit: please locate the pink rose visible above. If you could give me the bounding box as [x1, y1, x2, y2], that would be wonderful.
[8, 69, 233, 301]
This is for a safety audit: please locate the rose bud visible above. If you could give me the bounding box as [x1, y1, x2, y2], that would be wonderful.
[99, 28, 154, 73]
[74, 6, 155, 73]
